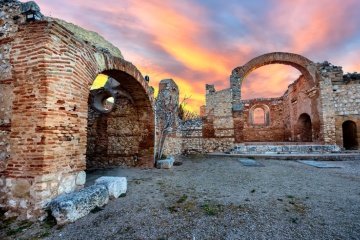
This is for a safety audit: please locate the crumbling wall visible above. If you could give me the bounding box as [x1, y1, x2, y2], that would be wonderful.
[332, 74, 360, 149]
[0, 1, 19, 208]
[157, 79, 182, 157]
[202, 85, 234, 152]
[282, 74, 322, 142]
[181, 118, 202, 154]
[316, 62, 343, 144]
[87, 94, 152, 168]
[242, 98, 285, 142]
[0, 16, 154, 219]
[45, 17, 123, 59]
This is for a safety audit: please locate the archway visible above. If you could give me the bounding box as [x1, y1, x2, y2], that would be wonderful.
[249, 104, 270, 126]
[297, 113, 312, 142]
[230, 52, 316, 109]
[342, 121, 358, 150]
[86, 72, 155, 169]
[3, 20, 156, 218]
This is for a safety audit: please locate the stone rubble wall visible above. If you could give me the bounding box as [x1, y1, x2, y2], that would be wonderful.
[317, 63, 342, 144]
[242, 98, 285, 142]
[332, 72, 360, 149]
[87, 95, 152, 168]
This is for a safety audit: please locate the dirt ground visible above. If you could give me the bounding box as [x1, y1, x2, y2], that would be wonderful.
[1, 155, 360, 239]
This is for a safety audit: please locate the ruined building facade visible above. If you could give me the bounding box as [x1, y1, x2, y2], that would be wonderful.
[0, 1, 359, 220]
[162, 53, 360, 156]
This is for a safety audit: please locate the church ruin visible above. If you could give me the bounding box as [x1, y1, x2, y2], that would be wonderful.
[0, 0, 359, 220]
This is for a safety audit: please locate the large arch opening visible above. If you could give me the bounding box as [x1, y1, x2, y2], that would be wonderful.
[241, 64, 302, 100]
[296, 113, 312, 142]
[231, 52, 316, 107]
[86, 71, 155, 169]
[342, 120, 358, 150]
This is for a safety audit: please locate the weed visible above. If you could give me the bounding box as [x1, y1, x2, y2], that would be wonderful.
[6, 220, 33, 236]
[120, 193, 126, 198]
[183, 200, 196, 212]
[201, 204, 217, 216]
[168, 206, 178, 213]
[251, 189, 256, 193]
[290, 217, 299, 224]
[177, 194, 188, 204]
[286, 195, 295, 199]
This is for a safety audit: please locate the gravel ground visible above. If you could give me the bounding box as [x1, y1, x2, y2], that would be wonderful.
[1, 155, 360, 239]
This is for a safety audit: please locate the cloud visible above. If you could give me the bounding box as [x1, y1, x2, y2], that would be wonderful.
[35, 0, 360, 113]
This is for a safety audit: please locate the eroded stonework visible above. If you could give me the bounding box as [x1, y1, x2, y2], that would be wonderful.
[162, 53, 360, 155]
[0, 0, 154, 219]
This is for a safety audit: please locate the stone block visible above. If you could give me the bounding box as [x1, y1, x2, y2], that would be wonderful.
[156, 157, 175, 169]
[95, 176, 127, 199]
[47, 185, 109, 225]
[75, 171, 86, 185]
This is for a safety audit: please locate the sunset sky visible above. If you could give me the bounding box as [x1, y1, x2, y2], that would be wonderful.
[35, 0, 360, 112]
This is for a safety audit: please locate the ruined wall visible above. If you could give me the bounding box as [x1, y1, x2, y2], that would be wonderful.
[157, 79, 183, 157]
[332, 77, 360, 149]
[242, 98, 285, 142]
[203, 85, 234, 152]
[282, 75, 322, 142]
[45, 17, 123, 59]
[0, 17, 154, 219]
[87, 94, 153, 168]
[316, 63, 343, 144]
[0, 0, 24, 208]
[181, 119, 202, 154]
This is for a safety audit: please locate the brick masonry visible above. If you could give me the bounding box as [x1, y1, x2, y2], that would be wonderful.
[166, 53, 359, 155]
[1, 1, 359, 221]
[0, 1, 155, 219]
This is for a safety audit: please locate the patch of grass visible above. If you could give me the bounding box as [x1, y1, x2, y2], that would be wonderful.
[251, 189, 256, 193]
[177, 194, 188, 204]
[0, 216, 16, 231]
[183, 200, 196, 212]
[167, 206, 178, 213]
[6, 220, 33, 236]
[201, 204, 217, 216]
[293, 203, 307, 214]
[286, 195, 295, 199]
[120, 193, 126, 198]
[38, 213, 57, 237]
[290, 217, 299, 224]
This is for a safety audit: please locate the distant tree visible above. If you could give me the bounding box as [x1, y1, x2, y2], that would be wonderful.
[155, 96, 198, 159]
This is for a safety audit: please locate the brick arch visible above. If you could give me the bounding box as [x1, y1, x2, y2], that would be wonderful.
[86, 57, 156, 169]
[230, 52, 317, 110]
[99, 55, 155, 109]
[4, 20, 155, 218]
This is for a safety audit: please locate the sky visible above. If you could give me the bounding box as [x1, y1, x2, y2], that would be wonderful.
[35, 0, 360, 112]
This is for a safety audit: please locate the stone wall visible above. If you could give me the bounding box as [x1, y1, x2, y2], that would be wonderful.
[332, 76, 360, 149]
[317, 62, 342, 144]
[0, 15, 154, 218]
[242, 98, 285, 142]
[87, 94, 154, 168]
